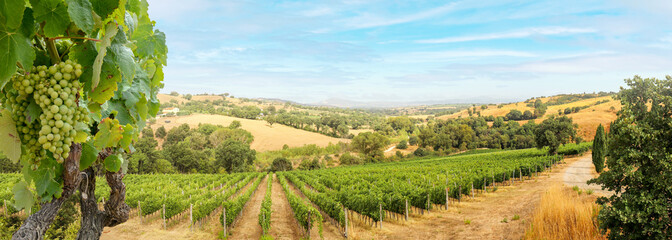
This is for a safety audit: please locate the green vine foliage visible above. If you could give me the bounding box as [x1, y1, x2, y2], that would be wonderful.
[0, 0, 166, 212]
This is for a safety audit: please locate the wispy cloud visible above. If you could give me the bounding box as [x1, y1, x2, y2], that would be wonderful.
[386, 49, 537, 63]
[341, 2, 458, 29]
[417, 27, 596, 44]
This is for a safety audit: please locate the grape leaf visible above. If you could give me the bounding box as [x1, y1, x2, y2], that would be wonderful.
[0, 109, 21, 163]
[0, 25, 35, 90]
[126, 0, 148, 16]
[0, 0, 26, 30]
[90, 0, 119, 20]
[104, 154, 121, 172]
[91, 22, 118, 90]
[33, 0, 69, 37]
[25, 97, 41, 123]
[136, 93, 148, 120]
[12, 181, 34, 214]
[19, 8, 35, 38]
[79, 141, 98, 170]
[34, 167, 56, 197]
[91, 54, 121, 104]
[66, 0, 95, 35]
[93, 118, 124, 149]
[108, 99, 133, 125]
[109, 42, 135, 84]
[148, 96, 159, 116]
[119, 124, 134, 151]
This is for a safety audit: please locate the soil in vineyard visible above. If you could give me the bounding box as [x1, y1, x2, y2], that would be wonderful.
[100, 212, 217, 240]
[269, 174, 303, 239]
[228, 176, 268, 240]
[286, 181, 345, 239]
[350, 153, 589, 240]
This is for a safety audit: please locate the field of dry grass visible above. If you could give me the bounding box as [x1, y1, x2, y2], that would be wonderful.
[524, 185, 605, 240]
[151, 114, 349, 152]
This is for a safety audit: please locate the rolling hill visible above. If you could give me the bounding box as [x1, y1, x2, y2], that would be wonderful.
[150, 113, 349, 152]
[438, 95, 621, 140]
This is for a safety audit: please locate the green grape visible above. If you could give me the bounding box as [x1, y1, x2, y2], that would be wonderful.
[5, 61, 90, 162]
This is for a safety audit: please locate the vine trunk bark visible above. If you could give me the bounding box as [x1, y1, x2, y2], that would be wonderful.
[12, 144, 82, 240]
[76, 150, 130, 240]
[11, 145, 131, 240]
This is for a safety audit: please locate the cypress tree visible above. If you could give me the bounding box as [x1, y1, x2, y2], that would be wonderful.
[592, 124, 606, 173]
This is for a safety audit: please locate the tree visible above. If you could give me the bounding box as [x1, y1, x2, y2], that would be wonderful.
[270, 157, 293, 172]
[591, 124, 606, 173]
[229, 120, 242, 129]
[589, 76, 672, 239]
[338, 152, 361, 165]
[184, 94, 192, 100]
[396, 140, 408, 150]
[155, 126, 167, 139]
[170, 91, 180, 96]
[0, 1, 166, 239]
[215, 139, 256, 173]
[408, 136, 419, 146]
[351, 132, 389, 162]
[505, 109, 523, 120]
[265, 115, 276, 126]
[534, 116, 577, 154]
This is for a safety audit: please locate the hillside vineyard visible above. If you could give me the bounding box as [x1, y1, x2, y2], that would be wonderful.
[0, 145, 590, 238]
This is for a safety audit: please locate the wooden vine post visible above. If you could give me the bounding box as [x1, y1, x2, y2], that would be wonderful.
[162, 204, 166, 229]
[344, 207, 349, 239]
[189, 203, 193, 232]
[445, 188, 450, 210]
[404, 199, 409, 221]
[307, 211, 312, 238]
[223, 207, 227, 237]
[471, 182, 474, 198]
[138, 201, 142, 224]
[379, 203, 383, 229]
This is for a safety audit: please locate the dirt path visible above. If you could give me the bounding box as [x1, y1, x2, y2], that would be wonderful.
[269, 174, 303, 240]
[228, 176, 268, 240]
[562, 152, 612, 196]
[350, 154, 588, 240]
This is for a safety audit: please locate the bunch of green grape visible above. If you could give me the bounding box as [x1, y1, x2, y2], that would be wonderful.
[2, 60, 89, 163]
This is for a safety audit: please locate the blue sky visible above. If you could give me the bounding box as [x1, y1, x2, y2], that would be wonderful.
[146, 0, 672, 104]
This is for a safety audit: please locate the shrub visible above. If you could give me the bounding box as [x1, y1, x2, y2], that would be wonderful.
[271, 157, 293, 172]
[396, 140, 408, 150]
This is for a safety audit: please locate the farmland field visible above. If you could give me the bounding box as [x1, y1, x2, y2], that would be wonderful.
[0, 144, 590, 239]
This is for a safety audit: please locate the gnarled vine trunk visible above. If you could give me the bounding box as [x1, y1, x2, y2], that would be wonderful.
[11, 145, 130, 240]
[76, 150, 129, 240]
[12, 144, 82, 240]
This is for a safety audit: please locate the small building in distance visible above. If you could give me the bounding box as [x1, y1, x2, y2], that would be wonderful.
[160, 107, 180, 117]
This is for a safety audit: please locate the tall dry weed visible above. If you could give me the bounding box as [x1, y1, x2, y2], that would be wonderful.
[524, 185, 606, 240]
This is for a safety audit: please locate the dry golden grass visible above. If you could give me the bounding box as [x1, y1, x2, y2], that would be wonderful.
[157, 94, 188, 105]
[152, 114, 349, 152]
[524, 185, 605, 240]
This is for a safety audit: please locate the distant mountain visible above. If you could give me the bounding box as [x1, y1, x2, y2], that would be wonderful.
[312, 96, 520, 109]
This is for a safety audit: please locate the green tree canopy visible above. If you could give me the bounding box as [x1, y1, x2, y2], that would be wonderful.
[352, 132, 389, 162]
[589, 76, 672, 239]
[591, 124, 606, 173]
[215, 139, 256, 173]
[534, 116, 577, 154]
